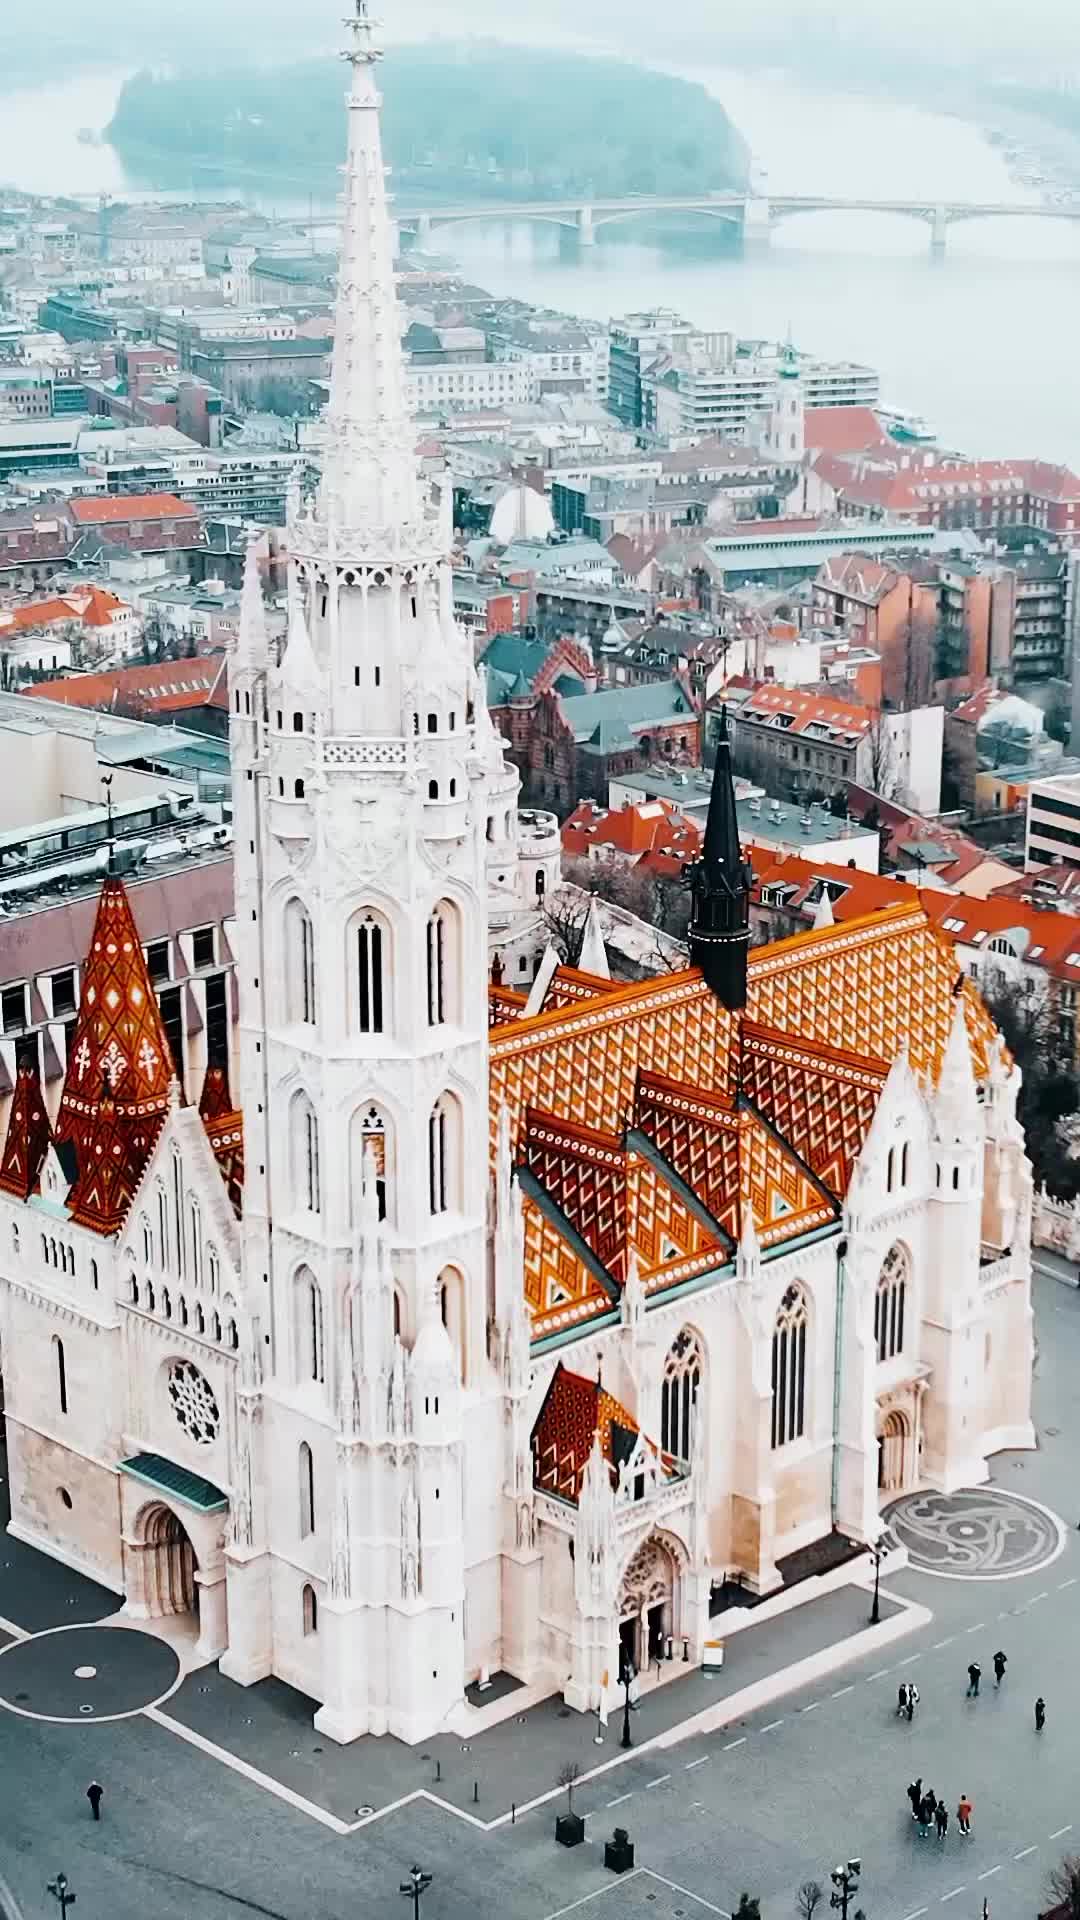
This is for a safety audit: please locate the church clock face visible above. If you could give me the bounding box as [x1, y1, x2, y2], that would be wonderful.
[167, 1360, 220, 1445]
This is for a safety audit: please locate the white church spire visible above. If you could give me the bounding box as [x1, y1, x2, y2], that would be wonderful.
[319, 2, 420, 535]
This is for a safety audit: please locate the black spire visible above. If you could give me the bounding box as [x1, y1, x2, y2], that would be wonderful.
[688, 707, 753, 1010]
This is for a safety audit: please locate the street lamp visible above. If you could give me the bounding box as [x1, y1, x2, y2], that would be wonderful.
[868, 1539, 886, 1626]
[619, 1664, 634, 1750]
[399, 1864, 432, 1920]
[47, 1873, 77, 1917]
[830, 1859, 861, 1920]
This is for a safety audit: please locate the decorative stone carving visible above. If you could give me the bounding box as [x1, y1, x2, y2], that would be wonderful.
[167, 1360, 220, 1445]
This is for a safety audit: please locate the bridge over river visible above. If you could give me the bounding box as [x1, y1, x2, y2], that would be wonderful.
[395, 191, 1080, 254]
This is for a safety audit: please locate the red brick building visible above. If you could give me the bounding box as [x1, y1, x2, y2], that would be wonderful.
[67, 493, 202, 553]
[522, 679, 699, 812]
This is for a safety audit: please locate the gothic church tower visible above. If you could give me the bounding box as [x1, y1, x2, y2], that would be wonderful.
[228, 2, 496, 1743]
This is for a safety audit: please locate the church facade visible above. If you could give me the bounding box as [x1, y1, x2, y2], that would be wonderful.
[0, 8, 1034, 1747]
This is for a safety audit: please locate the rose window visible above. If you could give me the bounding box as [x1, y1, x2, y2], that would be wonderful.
[167, 1360, 220, 1445]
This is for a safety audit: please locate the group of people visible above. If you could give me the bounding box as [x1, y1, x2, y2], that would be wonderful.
[898, 1648, 1047, 1849]
[905, 1781, 973, 1840]
[965, 1654, 1046, 1729]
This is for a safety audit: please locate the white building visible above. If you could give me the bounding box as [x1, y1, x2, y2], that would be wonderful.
[1026, 770, 1080, 870]
[0, 10, 1034, 1753]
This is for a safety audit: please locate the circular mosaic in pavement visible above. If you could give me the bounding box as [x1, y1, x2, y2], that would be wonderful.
[0, 1625, 180, 1724]
[884, 1487, 1065, 1580]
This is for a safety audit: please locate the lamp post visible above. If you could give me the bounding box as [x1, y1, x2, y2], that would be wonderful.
[619, 1665, 634, 1750]
[47, 1873, 77, 1917]
[868, 1540, 885, 1627]
[399, 1864, 432, 1920]
[830, 1859, 861, 1920]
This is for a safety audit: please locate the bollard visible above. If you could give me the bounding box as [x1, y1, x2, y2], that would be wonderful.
[435, 1760, 442, 1783]
[512, 1802, 516, 1825]
[473, 1780, 479, 1804]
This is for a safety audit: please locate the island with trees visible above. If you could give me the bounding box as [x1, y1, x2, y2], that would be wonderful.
[106, 42, 750, 201]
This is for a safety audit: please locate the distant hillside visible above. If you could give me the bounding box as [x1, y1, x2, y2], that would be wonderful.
[107, 43, 750, 199]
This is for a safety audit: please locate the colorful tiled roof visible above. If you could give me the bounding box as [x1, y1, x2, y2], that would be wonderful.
[0, 1057, 52, 1201]
[199, 1061, 244, 1213]
[55, 874, 176, 1234]
[493, 900, 998, 1341]
[531, 1363, 680, 1502]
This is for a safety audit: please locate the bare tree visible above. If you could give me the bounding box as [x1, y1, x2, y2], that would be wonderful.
[863, 711, 897, 802]
[651, 868, 693, 942]
[557, 1760, 582, 1818]
[541, 891, 592, 967]
[797, 1882, 824, 1920]
[1044, 1854, 1080, 1920]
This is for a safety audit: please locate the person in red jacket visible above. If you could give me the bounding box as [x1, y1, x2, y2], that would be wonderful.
[957, 1794, 973, 1837]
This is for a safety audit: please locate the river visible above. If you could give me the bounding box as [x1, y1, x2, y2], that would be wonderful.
[2, 64, 1079, 464]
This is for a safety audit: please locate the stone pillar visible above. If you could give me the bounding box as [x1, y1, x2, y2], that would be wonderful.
[195, 1564, 229, 1662]
[578, 206, 595, 247]
[416, 212, 432, 248]
[218, 1552, 273, 1686]
[930, 207, 948, 255]
[120, 1534, 153, 1619]
[313, 1597, 373, 1744]
[741, 196, 772, 248]
[832, 1243, 879, 1545]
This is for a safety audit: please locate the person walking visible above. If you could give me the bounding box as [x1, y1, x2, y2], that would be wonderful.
[918, 1794, 934, 1838]
[993, 1650, 1007, 1687]
[957, 1794, 973, 1837]
[1035, 1696, 1046, 1732]
[897, 1682, 909, 1717]
[966, 1661, 982, 1698]
[907, 1682, 920, 1722]
[908, 1778, 922, 1821]
[935, 1802, 949, 1841]
[86, 1781, 103, 1822]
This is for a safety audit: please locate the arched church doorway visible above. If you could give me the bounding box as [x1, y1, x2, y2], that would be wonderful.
[617, 1535, 677, 1677]
[138, 1504, 199, 1620]
[878, 1410, 909, 1494]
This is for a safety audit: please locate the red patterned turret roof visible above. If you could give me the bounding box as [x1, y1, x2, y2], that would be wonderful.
[67, 1067, 147, 1234]
[0, 1057, 52, 1201]
[55, 874, 175, 1233]
[199, 1060, 244, 1213]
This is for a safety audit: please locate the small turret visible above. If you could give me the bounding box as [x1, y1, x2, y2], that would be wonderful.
[688, 707, 753, 1010]
[936, 994, 981, 1143]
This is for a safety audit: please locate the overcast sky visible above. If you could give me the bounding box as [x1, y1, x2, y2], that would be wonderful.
[8, 0, 1080, 73]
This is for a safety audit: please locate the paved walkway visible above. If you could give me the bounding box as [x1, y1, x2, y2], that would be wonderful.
[161, 1581, 912, 1824]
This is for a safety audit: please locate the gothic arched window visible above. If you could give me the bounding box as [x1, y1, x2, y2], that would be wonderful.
[426, 900, 460, 1028]
[299, 1442, 315, 1536]
[291, 1092, 320, 1215]
[427, 907, 446, 1026]
[188, 1198, 202, 1291]
[438, 1265, 466, 1384]
[295, 1267, 324, 1385]
[285, 898, 316, 1026]
[875, 1243, 908, 1364]
[302, 1582, 318, 1634]
[355, 910, 386, 1035]
[352, 1104, 390, 1224]
[428, 1094, 460, 1216]
[661, 1327, 703, 1461]
[771, 1285, 808, 1450]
